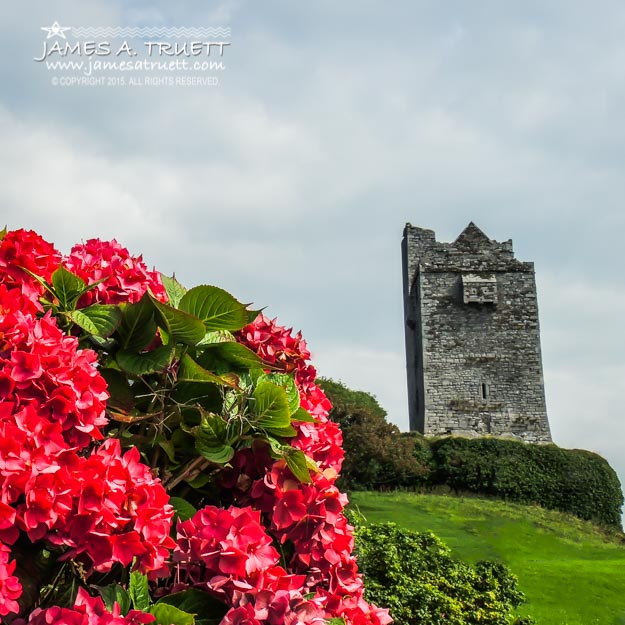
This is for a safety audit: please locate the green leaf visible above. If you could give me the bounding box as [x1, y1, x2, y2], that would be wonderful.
[285, 450, 312, 483]
[98, 584, 131, 615]
[116, 343, 173, 375]
[199, 342, 264, 372]
[51, 266, 87, 309]
[291, 407, 316, 422]
[253, 381, 291, 434]
[100, 368, 135, 412]
[67, 310, 100, 335]
[89, 335, 116, 350]
[197, 330, 236, 346]
[265, 435, 292, 459]
[150, 603, 195, 625]
[129, 570, 150, 611]
[195, 440, 235, 464]
[195, 413, 234, 464]
[246, 308, 264, 324]
[266, 424, 297, 438]
[67, 304, 121, 337]
[118, 294, 158, 351]
[0, 226, 6, 241]
[178, 353, 234, 386]
[185, 472, 212, 488]
[266, 435, 286, 454]
[156, 589, 228, 625]
[179, 285, 248, 331]
[151, 297, 206, 346]
[170, 497, 198, 521]
[158, 437, 176, 462]
[198, 412, 227, 440]
[258, 373, 300, 414]
[171, 382, 222, 412]
[327, 619, 347, 625]
[161, 274, 187, 308]
[304, 453, 320, 474]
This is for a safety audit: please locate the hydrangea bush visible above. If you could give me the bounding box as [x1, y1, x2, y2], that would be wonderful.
[0, 228, 391, 625]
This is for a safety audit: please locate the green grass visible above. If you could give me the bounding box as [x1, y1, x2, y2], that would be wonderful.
[349, 491, 625, 625]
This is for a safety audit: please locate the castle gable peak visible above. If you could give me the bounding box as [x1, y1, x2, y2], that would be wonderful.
[453, 222, 494, 252]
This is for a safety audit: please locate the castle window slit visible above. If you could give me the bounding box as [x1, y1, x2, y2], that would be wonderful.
[481, 383, 489, 401]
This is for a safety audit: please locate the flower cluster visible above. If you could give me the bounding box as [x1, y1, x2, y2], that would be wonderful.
[0, 229, 61, 312]
[232, 316, 391, 625]
[42, 439, 175, 576]
[65, 238, 168, 306]
[174, 504, 325, 625]
[236, 315, 311, 373]
[0, 231, 174, 621]
[27, 588, 155, 625]
[0, 366, 174, 579]
[0, 284, 109, 449]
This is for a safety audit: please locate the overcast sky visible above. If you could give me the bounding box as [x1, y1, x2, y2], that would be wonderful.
[1, 1, 624, 494]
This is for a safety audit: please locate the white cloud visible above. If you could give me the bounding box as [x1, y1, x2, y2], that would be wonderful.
[313, 344, 409, 429]
[0, 106, 166, 252]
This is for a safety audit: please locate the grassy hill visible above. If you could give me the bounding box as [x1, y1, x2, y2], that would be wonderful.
[349, 491, 625, 625]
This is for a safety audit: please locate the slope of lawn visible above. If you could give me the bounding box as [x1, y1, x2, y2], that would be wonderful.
[349, 491, 625, 625]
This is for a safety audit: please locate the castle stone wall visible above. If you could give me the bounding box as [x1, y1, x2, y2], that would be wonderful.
[402, 222, 551, 443]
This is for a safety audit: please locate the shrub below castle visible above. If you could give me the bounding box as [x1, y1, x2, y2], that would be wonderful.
[354, 522, 526, 625]
[320, 380, 623, 529]
[430, 437, 623, 528]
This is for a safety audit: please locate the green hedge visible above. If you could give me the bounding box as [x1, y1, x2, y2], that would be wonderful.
[430, 437, 624, 528]
[355, 522, 527, 625]
[319, 379, 623, 528]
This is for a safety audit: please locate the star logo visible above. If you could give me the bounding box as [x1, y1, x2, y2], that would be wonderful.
[41, 21, 71, 39]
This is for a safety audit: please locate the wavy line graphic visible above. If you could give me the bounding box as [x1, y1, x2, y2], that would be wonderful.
[70, 27, 231, 38]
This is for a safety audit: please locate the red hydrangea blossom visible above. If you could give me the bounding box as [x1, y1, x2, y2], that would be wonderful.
[0, 404, 173, 582]
[236, 314, 311, 373]
[34, 439, 175, 577]
[0, 402, 72, 543]
[0, 284, 109, 449]
[0, 542, 22, 617]
[174, 504, 326, 625]
[64, 238, 168, 306]
[0, 229, 61, 310]
[175, 505, 283, 591]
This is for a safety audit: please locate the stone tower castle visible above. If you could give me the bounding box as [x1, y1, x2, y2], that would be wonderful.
[401, 222, 551, 443]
